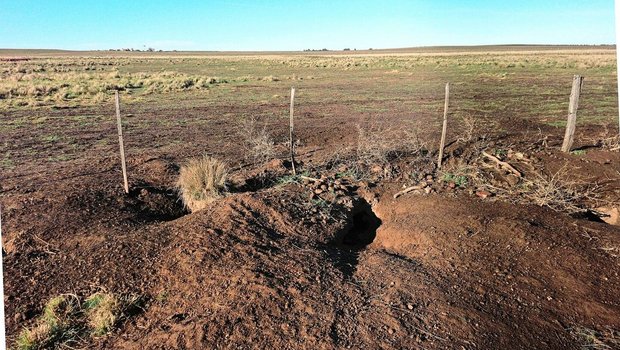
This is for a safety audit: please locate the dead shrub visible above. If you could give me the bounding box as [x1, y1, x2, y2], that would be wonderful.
[602, 135, 619, 152]
[457, 115, 476, 143]
[520, 166, 593, 214]
[356, 122, 425, 164]
[176, 155, 228, 212]
[356, 123, 400, 166]
[239, 117, 275, 162]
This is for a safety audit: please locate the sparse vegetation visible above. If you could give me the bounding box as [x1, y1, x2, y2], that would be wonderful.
[520, 166, 594, 214]
[570, 326, 620, 349]
[354, 122, 428, 179]
[15, 292, 143, 349]
[83, 292, 121, 336]
[240, 117, 276, 163]
[176, 155, 228, 212]
[16, 295, 80, 350]
[571, 149, 587, 156]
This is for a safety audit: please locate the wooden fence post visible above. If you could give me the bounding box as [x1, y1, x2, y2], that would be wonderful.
[561, 75, 584, 153]
[437, 83, 450, 169]
[115, 91, 129, 193]
[289, 87, 296, 175]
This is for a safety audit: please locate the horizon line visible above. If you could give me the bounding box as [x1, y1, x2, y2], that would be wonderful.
[0, 43, 616, 54]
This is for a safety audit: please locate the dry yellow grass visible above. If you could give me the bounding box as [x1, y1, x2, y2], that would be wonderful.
[83, 292, 121, 336]
[176, 155, 228, 212]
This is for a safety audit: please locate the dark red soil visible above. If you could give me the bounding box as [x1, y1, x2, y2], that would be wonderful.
[2, 97, 620, 349]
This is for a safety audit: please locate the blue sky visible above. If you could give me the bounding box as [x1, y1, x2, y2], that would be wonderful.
[0, 0, 616, 51]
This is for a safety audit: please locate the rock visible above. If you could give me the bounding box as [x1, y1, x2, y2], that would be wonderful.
[314, 189, 323, 195]
[506, 174, 520, 187]
[448, 182, 456, 189]
[266, 159, 285, 170]
[320, 184, 328, 191]
[595, 207, 619, 225]
[407, 303, 414, 310]
[476, 190, 491, 199]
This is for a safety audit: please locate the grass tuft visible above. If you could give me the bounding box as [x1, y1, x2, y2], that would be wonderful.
[176, 155, 228, 212]
[15, 295, 80, 350]
[83, 293, 121, 336]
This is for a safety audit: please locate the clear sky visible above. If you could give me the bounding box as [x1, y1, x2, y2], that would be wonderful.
[0, 0, 616, 51]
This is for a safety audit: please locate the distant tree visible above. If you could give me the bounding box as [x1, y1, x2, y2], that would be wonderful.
[343, 48, 350, 51]
[147, 47, 155, 52]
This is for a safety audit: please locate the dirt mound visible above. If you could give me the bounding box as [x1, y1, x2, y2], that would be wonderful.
[94, 185, 620, 349]
[371, 189, 620, 348]
[107, 191, 361, 349]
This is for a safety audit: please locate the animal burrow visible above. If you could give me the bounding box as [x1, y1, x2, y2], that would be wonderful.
[337, 199, 382, 250]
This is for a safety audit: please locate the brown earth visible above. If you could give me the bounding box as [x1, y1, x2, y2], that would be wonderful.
[2, 96, 620, 349]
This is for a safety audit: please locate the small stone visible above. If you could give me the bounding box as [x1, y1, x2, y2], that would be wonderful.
[407, 303, 414, 310]
[448, 182, 456, 189]
[506, 174, 520, 187]
[314, 189, 323, 195]
[320, 184, 328, 191]
[476, 190, 491, 199]
[388, 328, 394, 335]
[595, 206, 619, 225]
[371, 165, 383, 173]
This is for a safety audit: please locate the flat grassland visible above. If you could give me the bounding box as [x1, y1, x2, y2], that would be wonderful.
[2, 46, 620, 349]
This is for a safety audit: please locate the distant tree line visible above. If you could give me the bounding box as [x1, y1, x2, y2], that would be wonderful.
[107, 48, 165, 52]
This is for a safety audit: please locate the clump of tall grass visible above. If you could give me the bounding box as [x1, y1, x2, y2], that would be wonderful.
[176, 155, 228, 212]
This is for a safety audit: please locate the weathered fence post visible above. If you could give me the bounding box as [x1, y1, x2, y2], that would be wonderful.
[289, 87, 296, 175]
[115, 91, 129, 193]
[561, 75, 584, 153]
[437, 82, 450, 169]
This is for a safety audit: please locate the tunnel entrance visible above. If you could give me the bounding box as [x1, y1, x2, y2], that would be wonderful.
[340, 201, 381, 249]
